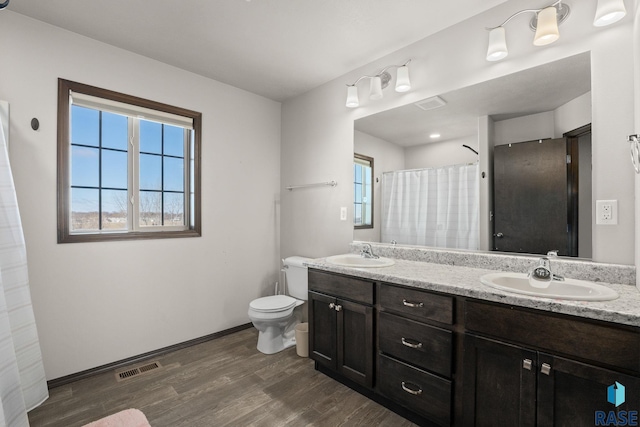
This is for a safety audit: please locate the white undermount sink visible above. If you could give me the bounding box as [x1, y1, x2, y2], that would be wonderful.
[326, 253, 395, 268]
[480, 272, 619, 301]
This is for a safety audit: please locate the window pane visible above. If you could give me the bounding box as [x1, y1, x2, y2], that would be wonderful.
[71, 106, 99, 147]
[71, 188, 99, 231]
[140, 154, 162, 191]
[190, 193, 195, 228]
[71, 146, 99, 187]
[354, 164, 362, 183]
[140, 120, 162, 154]
[164, 125, 184, 157]
[164, 192, 184, 226]
[354, 183, 362, 202]
[102, 149, 127, 189]
[364, 203, 372, 225]
[102, 112, 128, 150]
[163, 157, 184, 192]
[102, 189, 128, 230]
[139, 191, 161, 226]
[354, 204, 362, 226]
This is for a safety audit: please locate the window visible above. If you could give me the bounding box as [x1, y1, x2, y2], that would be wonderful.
[57, 79, 201, 243]
[354, 153, 373, 229]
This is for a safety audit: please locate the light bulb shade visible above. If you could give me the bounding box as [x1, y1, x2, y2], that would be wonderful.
[486, 27, 508, 61]
[346, 85, 359, 108]
[369, 76, 383, 100]
[594, 0, 626, 26]
[534, 6, 560, 46]
[395, 66, 411, 92]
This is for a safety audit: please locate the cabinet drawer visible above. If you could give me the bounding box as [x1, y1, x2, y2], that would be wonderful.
[465, 300, 640, 373]
[377, 354, 452, 426]
[309, 269, 374, 305]
[379, 311, 452, 377]
[379, 283, 453, 325]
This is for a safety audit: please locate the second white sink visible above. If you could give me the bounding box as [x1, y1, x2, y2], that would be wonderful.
[480, 272, 619, 301]
[326, 253, 395, 268]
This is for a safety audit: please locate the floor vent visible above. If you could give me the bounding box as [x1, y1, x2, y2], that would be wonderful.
[115, 361, 162, 382]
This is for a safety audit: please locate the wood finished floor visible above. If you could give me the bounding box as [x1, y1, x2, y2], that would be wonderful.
[28, 328, 416, 427]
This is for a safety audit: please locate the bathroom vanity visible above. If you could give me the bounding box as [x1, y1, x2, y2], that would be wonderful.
[307, 248, 640, 427]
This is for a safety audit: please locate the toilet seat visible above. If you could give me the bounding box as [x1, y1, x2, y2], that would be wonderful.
[249, 295, 297, 313]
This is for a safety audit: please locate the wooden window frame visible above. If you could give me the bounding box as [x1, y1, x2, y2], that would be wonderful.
[57, 78, 202, 243]
[354, 153, 374, 230]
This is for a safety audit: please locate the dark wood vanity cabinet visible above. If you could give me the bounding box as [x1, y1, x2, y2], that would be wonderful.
[308, 269, 374, 388]
[309, 268, 640, 427]
[377, 283, 455, 426]
[463, 300, 640, 427]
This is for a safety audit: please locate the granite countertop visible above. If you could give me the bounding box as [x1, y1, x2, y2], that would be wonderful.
[307, 257, 640, 328]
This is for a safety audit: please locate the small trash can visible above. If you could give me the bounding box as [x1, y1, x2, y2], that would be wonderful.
[295, 323, 309, 357]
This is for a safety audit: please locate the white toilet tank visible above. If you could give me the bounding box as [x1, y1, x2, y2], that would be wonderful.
[283, 256, 311, 300]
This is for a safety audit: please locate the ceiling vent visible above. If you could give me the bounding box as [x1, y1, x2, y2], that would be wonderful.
[414, 96, 447, 111]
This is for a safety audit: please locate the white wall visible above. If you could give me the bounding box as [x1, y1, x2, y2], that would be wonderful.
[0, 12, 282, 380]
[404, 136, 479, 170]
[281, 0, 636, 265]
[635, 0, 640, 291]
[555, 92, 592, 137]
[353, 130, 404, 243]
[494, 111, 555, 146]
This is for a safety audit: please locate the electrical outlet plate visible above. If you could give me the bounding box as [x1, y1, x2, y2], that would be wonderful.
[340, 207, 347, 221]
[596, 200, 618, 225]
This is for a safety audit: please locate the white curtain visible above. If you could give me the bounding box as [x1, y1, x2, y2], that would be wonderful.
[381, 163, 479, 250]
[0, 116, 48, 426]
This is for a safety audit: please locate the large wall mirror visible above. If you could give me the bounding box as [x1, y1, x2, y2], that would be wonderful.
[354, 52, 592, 259]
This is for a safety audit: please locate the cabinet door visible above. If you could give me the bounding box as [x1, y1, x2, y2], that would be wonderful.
[337, 298, 374, 388]
[308, 291, 337, 369]
[537, 353, 640, 427]
[462, 334, 536, 427]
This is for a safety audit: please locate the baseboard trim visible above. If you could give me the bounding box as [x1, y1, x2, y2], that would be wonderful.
[47, 323, 253, 389]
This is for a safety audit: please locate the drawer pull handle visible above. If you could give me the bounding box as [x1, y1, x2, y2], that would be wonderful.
[401, 381, 423, 396]
[402, 299, 424, 308]
[328, 303, 342, 311]
[523, 359, 532, 371]
[541, 363, 552, 375]
[401, 337, 423, 349]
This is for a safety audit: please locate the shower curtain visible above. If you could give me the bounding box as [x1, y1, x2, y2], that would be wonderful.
[0, 115, 48, 425]
[381, 163, 479, 250]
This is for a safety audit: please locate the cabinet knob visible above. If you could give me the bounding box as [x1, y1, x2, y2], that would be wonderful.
[335, 304, 342, 312]
[523, 359, 533, 371]
[401, 337, 423, 349]
[328, 302, 335, 310]
[401, 381, 423, 396]
[402, 299, 424, 308]
[540, 363, 552, 375]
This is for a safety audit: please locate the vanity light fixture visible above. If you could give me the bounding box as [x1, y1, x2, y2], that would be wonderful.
[486, 1, 570, 62]
[593, 0, 627, 26]
[345, 60, 411, 108]
[487, 0, 627, 61]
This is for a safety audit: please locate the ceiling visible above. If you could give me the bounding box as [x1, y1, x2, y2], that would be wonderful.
[355, 52, 591, 147]
[7, 0, 510, 102]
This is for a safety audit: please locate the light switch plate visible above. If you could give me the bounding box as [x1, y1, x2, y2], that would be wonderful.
[596, 200, 618, 225]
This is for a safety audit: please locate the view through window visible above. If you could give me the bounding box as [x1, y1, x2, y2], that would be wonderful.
[58, 79, 201, 243]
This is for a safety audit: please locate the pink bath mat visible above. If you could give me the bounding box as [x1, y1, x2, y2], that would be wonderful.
[82, 408, 151, 427]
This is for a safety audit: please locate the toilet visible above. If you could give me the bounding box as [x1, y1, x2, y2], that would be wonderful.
[248, 256, 310, 354]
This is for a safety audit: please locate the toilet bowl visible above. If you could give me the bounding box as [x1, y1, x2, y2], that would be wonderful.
[248, 256, 310, 354]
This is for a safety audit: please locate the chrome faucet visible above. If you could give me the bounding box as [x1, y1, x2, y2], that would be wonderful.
[546, 250, 565, 281]
[360, 243, 379, 259]
[529, 251, 564, 283]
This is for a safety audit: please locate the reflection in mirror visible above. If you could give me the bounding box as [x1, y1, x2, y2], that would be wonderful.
[354, 153, 373, 229]
[354, 52, 592, 258]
